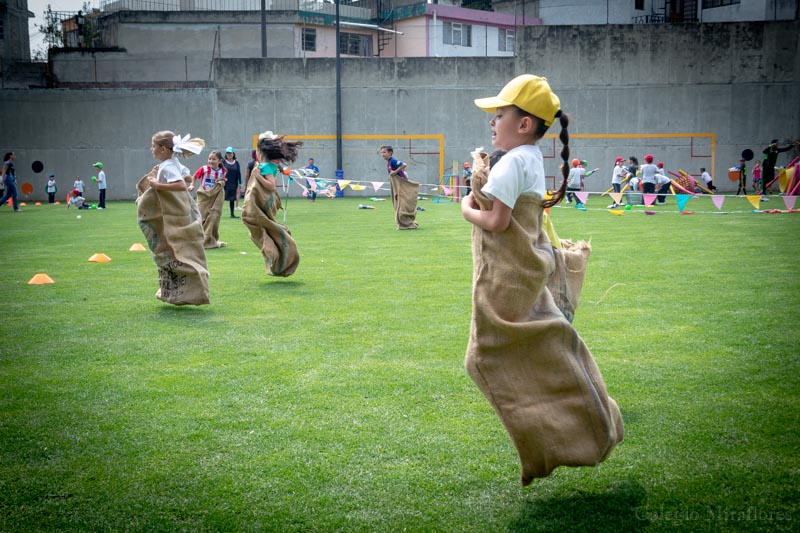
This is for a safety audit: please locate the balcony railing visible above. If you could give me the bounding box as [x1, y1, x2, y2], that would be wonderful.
[100, 0, 373, 19]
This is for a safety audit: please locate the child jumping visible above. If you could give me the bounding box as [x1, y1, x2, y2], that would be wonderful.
[380, 145, 419, 229]
[190, 150, 228, 249]
[461, 74, 623, 485]
[241, 131, 301, 277]
[137, 131, 209, 306]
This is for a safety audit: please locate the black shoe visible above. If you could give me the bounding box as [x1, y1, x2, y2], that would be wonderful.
[230, 214, 239, 219]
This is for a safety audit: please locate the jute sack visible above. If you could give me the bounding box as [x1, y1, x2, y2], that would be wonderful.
[465, 195, 622, 485]
[469, 149, 493, 211]
[388, 174, 420, 229]
[547, 239, 591, 324]
[196, 180, 226, 249]
[136, 170, 210, 306]
[242, 165, 300, 277]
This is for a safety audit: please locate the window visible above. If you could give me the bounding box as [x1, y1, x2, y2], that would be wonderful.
[0, 18, 4, 41]
[443, 21, 472, 47]
[339, 32, 372, 57]
[302, 28, 316, 52]
[498, 28, 514, 52]
[635, 0, 644, 9]
[702, 0, 740, 7]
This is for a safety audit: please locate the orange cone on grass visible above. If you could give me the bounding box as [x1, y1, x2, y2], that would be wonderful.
[128, 243, 147, 251]
[28, 273, 55, 285]
[88, 253, 112, 262]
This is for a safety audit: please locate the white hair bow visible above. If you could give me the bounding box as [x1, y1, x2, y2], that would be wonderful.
[258, 130, 278, 141]
[172, 134, 203, 155]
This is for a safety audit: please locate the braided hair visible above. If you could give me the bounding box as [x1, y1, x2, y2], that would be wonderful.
[541, 110, 569, 208]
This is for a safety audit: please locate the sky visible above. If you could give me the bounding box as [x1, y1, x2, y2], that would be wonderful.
[28, 1, 99, 58]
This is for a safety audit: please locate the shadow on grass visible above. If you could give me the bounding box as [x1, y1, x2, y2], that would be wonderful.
[156, 305, 214, 317]
[257, 280, 307, 292]
[509, 479, 649, 532]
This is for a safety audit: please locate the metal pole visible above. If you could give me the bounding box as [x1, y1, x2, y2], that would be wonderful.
[335, 0, 343, 172]
[261, 0, 267, 57]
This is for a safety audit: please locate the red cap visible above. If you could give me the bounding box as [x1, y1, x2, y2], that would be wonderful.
[571, 158, 580, 167]
[657, 161, 663, 168]
[72, 189, 81, 196]
[615, 157, 624, 164]
[644, 154, 654, 163]
[464, 162, 470, 168]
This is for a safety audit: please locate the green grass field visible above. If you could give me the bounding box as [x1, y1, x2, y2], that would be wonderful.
[1, 195, 798, 532]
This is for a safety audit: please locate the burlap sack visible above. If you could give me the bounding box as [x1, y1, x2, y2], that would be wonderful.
[242, 165, 300, 277]
[547, 239, 591, 324]
[196, 180, 226, 249]
[470, 149, 493, 211]
[136, 170, 210, 306]
[465, 195, 622, 485]
[388, 174, 420, 229]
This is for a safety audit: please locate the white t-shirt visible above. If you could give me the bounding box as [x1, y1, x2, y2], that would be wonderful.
[481, 145, 545, 209]
[47, 179, 57, 193]
[73, 179, 85, 193]
[655, 172, 671, 185]
[567, 167, 585, 188]
[97, 170, 106, 190]
[157, 158, 190, 184]
[640, 163, 659, 184]
[612, 164, 625, 185]
[701, 171, 712, 185]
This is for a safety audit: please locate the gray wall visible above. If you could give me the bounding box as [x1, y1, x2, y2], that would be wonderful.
[1, 21, 798, 201]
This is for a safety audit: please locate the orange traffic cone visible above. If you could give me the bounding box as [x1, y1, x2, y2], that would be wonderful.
[128, 243, 147, 251]
[28, 273, 55, 285]
[88, 253, 112, 262]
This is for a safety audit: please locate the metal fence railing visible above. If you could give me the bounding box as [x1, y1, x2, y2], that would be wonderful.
[100, 0, 373, 18]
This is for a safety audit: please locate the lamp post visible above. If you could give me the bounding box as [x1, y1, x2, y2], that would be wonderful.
[335, 0, 343, 173]
[261, 0, 267, 57]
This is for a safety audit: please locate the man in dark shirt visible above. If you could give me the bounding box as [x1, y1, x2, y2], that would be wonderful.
[761, 139, 799, 195]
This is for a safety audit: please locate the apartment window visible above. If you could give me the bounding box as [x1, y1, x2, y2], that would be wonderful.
[339, 32, 372, 57]
[443, 21, 472, 47]
[635, 0, 644, 9]
[702, 0, 740, 7]
[498, 28, 514, 52]
[302, 28, 316, 52]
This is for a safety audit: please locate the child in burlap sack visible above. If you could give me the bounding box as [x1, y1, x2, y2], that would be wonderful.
[461, 75, 623, 485]
[190, 149, 228, 249]
[241, 131, 301, 277]
[380, 145, 419, 230]
[137, 131, 210, 306]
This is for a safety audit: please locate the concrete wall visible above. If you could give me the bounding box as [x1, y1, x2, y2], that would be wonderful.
[1, 21, 798, 201]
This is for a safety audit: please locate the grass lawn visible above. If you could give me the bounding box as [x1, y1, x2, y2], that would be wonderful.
[0, 195, 798, 532]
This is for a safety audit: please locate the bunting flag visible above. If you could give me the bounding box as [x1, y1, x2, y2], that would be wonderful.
[575, 191, 589, 204]
[643, 193, 657, 206]
[442, 187, 452, 195]
[712, 195, 725, 210]
[300, 186, 309, 197]
[746, 195, 761, 210]
[350, 184, 366, 191]
[609, 192, 622, 204]
[676, 194, 691, 212]
[307, 178, 317, 191]
[783, 196, 797, 210]
[371, 181, 384, 192]
[337, 180, 352, 189]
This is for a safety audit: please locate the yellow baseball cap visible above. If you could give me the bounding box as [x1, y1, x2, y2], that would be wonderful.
[474, 74, 561, 127]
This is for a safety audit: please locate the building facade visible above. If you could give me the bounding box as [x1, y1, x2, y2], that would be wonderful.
[1, 0, 33, 63]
